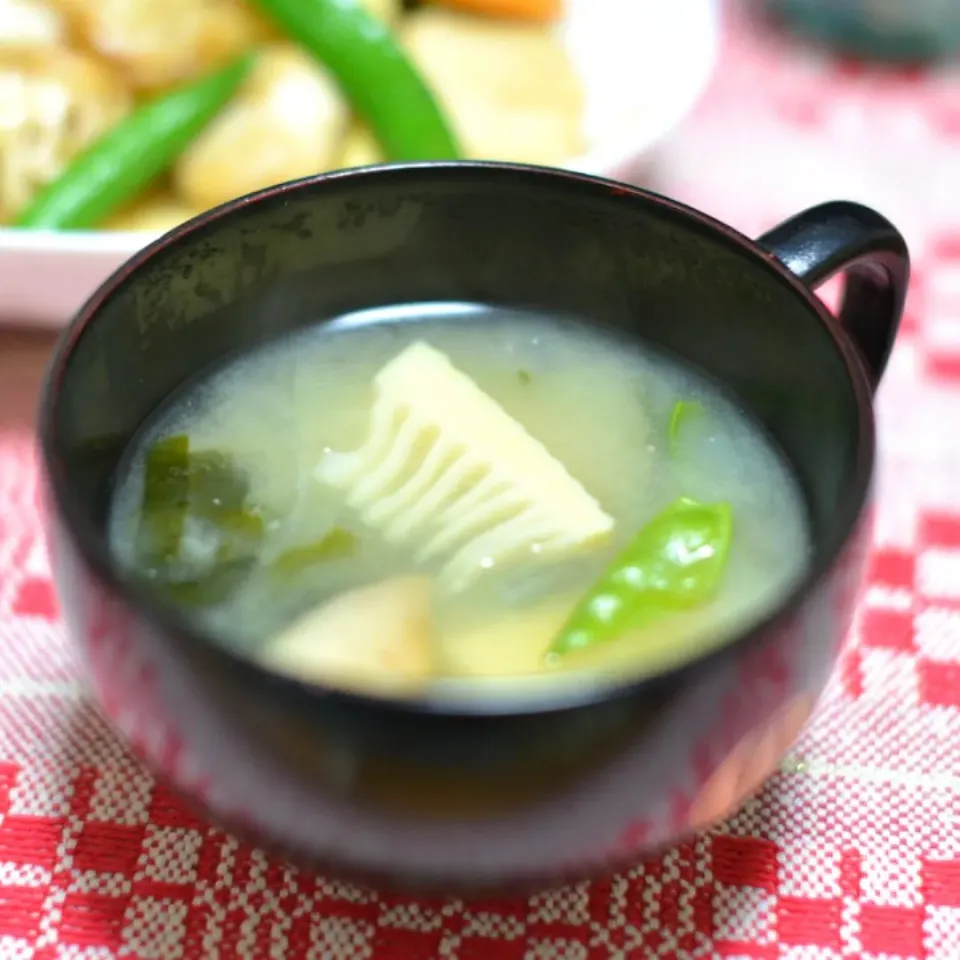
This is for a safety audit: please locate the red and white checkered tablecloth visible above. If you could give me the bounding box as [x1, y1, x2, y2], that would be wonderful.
[5, 3, 960, 958]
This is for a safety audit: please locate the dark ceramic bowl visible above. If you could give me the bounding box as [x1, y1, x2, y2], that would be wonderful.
[38, 162, 908, 894]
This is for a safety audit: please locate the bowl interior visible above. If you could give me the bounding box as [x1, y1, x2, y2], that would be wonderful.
[42, 162, 868, 711]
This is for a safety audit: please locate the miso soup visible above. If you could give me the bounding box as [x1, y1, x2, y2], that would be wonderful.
[108, 304, 811, 701]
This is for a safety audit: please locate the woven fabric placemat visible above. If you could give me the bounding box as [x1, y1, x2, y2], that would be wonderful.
[3, 3, 960, 956]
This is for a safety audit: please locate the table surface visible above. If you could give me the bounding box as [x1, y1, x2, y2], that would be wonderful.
[6, 3, 960, 958]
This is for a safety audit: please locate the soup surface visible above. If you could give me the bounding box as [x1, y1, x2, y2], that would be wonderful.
[108, 304, 811, 700]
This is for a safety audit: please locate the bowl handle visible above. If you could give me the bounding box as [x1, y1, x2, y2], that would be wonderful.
[757, 201, 910, 391]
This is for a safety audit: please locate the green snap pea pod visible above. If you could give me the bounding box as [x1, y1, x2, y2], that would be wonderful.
[15, 53, 256, 230]
[249, 0, 460, 161]
[548, 496, 734, 658]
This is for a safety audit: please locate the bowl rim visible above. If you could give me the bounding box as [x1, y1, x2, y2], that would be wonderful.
[0, 119, 713, 257]
[38, 160, 877, 718]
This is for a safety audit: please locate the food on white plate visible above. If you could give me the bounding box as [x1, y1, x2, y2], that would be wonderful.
[362, 0, 402, 23]
[2, 0, 583, 231]
[339, 6, 583, 168]
[434, 0, 560, 21]
[104, 188, 202, 232]
[48, 0, 275, 90]
[0, 0, 64, 51]
[0, 47, 130, 223]
[399, 7, 583, 165]
[173, 44, 349, 210]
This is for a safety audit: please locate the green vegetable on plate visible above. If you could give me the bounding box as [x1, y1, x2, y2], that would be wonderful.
[15, 53, 256, 230]
[249, 0, 460, 161]
[548, 496, 734, 658]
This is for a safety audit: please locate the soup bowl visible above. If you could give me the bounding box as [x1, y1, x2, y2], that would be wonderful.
[38, 161, 908, 893]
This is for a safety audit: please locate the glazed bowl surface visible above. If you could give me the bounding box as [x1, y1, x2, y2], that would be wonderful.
[38, 161, 908, 892]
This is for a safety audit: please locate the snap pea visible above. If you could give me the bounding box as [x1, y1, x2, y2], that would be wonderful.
[15, 53, 256, 230]
[548, 497, 734, 658]
[250, 0, 460, 161]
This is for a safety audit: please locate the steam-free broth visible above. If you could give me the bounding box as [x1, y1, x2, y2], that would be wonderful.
[108, 304, 810, 699]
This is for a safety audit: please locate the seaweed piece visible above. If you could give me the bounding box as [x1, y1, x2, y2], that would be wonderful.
[270, 527, 357, 578]
[160, 557, 258, 609]
[134, 434, 266, 608]
[136, 434, 190, 565]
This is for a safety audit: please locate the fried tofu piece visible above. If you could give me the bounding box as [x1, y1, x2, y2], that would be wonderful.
[173, 43, 348, 211]
[103, 189, 201, 232]
[0, 0, 64, 52]
[262, 576, 435, 695]
[399, 7, 583, 166]
[0, 47, 130, 221]
[51, 0, 274, 91]
[360, 0, 402, 23]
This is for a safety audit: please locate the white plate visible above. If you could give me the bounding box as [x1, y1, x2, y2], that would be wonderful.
[0, 0, 719, 327]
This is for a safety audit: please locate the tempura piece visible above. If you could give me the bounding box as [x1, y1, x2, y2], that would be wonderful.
[0, 0, 64, 51]
[0, 48, 130, 222]
[173, 44, 349, 212]
[104, 189, 201, 232]
[261, 576, 435, 695]
[400, 8, 584, 166]
[316, 342, 614, 591]
[335, 119, 382, 169]
[51, 0, 274, 90]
